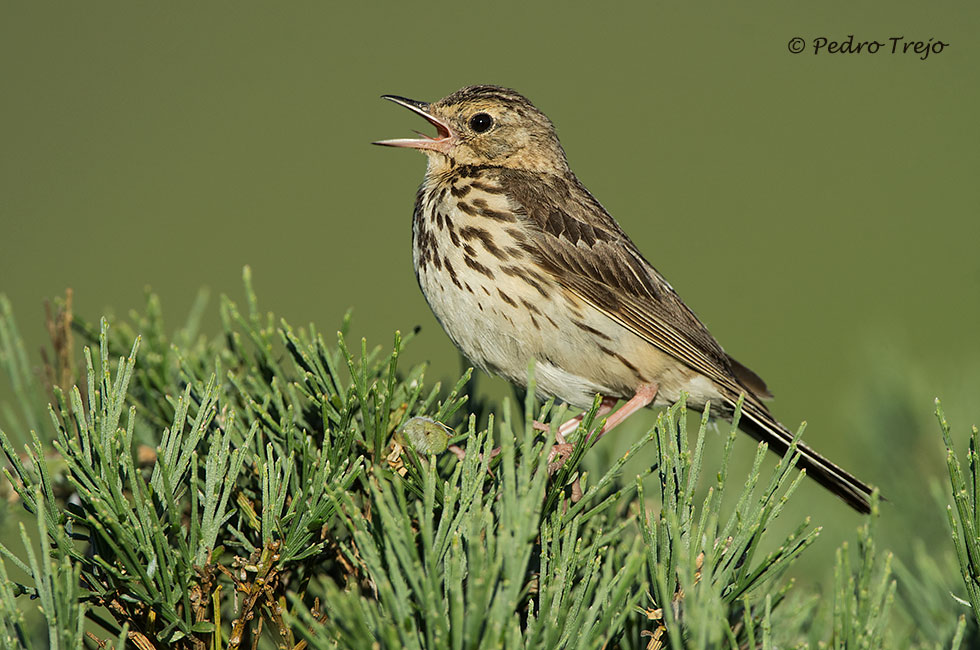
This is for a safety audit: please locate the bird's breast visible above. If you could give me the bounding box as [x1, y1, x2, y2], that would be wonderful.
[412, 171, 547, 380]
[408, 168, 656, 407]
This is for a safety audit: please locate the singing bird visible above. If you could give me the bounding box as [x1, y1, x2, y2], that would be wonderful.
[375, 85, 874, 513]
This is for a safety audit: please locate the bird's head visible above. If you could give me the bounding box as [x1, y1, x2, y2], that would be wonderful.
[374, 85, 569, 174]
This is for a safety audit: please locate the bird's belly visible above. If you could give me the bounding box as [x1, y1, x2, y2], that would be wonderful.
[417, 258, 618, 408]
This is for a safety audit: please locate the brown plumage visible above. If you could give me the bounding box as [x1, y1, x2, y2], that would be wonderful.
[376, 84, 875, 513]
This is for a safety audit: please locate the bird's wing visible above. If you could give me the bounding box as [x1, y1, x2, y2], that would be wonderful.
[500, 168, 765, 401]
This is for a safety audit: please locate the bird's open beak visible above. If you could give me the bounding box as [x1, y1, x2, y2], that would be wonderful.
[373, 95, 455, 154]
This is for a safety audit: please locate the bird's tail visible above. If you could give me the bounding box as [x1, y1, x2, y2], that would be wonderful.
[729, 397, 874, 514]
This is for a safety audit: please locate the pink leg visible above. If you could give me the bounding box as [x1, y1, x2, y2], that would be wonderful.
[548, 384, 659, 502]
[556, 398, 617, 443]
[586, 383, 659, 444]
[533, 397, 617, 441]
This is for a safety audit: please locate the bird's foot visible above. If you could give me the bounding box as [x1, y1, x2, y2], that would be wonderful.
[547, 442, 584, 503]
[547, 442, 576, 474]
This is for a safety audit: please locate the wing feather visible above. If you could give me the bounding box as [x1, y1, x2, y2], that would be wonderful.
[499, 168, 756, 400]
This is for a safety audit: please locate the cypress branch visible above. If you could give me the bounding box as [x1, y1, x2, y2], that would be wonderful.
[0, 275, 971, 648]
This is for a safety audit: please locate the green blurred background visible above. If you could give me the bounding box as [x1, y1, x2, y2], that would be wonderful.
[1, 2, 978, 594]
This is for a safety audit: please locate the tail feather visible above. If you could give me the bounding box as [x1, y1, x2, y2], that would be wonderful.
[730, 398, 874, 514]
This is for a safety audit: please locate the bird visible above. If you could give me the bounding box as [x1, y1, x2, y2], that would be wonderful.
[374, 84, 874, 513]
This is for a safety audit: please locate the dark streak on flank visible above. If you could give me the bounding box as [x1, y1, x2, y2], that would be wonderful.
[500, 264, 549, 298]
[459, 225, 488, 242]
[448, 226, 461, 247]
[464, 256, 494, 278]
[599, 344, 646, 382]
[444, 259, 463, 289]
[519, 298, 542, 315]
[497, 289, 517, 307]
[505, 227, 527, 243]
[450, 184, 471, 198]
[460, 225, 508, 260]
[573, 320, 612, 341]
[472, 197, 515, 222]
[458, 200, 515, 222]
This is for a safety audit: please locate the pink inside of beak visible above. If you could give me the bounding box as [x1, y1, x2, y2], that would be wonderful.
[374, 97, 454, 153]
[429, 119, 451, 140]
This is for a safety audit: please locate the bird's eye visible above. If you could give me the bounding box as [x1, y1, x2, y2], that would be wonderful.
[469, 112, 493, 133]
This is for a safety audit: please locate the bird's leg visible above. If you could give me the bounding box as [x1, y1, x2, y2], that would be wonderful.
[556, 398, 618, 443]
[533, 397, 614, 440]
[586, 383, 659, 444]
[548, 387, 658, 502]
